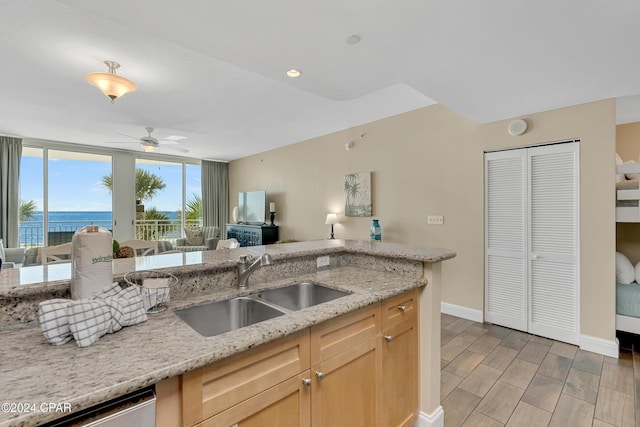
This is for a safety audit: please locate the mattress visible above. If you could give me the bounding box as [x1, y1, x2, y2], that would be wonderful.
[616, 281, 640, 317]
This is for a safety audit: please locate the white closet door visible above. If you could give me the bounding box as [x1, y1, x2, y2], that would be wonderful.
[485, 149, 528, 331]
[528, 143, 579, 344]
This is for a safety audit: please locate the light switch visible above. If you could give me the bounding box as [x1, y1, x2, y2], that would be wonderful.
[427, 215, 444, 225]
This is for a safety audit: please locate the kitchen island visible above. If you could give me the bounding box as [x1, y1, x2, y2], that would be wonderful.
[0, 240, 454, 426]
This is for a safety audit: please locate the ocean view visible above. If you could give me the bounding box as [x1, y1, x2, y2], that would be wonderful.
[20, 211, 180, 246]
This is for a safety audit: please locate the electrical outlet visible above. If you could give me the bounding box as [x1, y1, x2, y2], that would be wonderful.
[427, 215, 444, 225]
[317, 255, 330, 268]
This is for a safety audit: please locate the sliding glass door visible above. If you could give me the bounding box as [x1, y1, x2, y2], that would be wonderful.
[19, 148, 112, 248]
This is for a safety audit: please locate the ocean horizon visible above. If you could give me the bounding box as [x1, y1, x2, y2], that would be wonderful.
[20, 211, 181, 246]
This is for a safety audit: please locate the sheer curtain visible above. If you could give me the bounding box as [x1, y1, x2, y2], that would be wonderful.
[201, 160, 228, 232]
[0, 136, 22, 247]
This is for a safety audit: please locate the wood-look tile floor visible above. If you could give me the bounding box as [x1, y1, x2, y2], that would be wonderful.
[440, 313, 638, 427]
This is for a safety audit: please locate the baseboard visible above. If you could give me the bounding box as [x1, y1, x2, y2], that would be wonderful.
[414, 406, 444, 427]
[441, 302, 483, 323]
[580, 334, 619, 358]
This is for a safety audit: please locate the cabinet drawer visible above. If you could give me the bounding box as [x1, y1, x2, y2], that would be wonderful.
[198, 371, 311, 427]
[310, 304, 380, 366]
[381, 290, 418, 331]
[182, 330, 310, 426]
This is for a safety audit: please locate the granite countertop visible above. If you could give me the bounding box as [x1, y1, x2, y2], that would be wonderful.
[0, 239, 455, 294]
[0, 240, 455, 426]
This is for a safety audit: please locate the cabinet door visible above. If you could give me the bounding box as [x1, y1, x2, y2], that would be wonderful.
[381, 318, 418, 427]
[310, 305, 381, 426]
[198, 371, 311, 427]
[311, 339, 379, 427]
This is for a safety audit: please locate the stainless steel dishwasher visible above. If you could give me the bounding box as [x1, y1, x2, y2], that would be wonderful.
[42, 387, 155, 427]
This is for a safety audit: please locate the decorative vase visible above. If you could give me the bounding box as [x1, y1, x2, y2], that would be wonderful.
[370, 219, 382, 242]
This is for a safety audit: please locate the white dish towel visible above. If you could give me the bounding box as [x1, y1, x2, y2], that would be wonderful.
[38, 283, 147, 348]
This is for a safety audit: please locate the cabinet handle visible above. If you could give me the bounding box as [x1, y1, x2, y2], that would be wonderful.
[398, 305, 407, 312]
[384, 335, 394, 342]
[315, 371, 325, 381]
[302, 378, 312, 387]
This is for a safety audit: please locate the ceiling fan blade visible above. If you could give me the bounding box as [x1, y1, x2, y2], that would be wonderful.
[117, 133, 141, 141]
[163, 145, 189, 153]
[164, 135, 187, 141]
[104, 141, 136, 144]
[158, 140, 178, 145]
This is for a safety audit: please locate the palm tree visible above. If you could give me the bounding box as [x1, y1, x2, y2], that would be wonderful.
[101, 169, 166, 202]
[177, 194, 202, 223]
[19, 200, 37, 222]
[344, 174, 361, 213]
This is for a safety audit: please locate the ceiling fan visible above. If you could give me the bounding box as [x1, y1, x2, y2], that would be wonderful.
[107, 127, 188, 153]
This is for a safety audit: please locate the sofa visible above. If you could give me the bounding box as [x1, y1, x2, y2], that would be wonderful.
[174, 226, 220, 252]
[2, 247, 26, 269]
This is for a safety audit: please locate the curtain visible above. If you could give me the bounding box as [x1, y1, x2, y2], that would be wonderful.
[201, 160, 228, 232]
[0, 136, 22, 247]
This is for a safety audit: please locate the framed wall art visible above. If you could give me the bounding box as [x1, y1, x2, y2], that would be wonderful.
[344, 171, 372, 217]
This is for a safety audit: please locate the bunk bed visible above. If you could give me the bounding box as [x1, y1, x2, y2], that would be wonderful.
[616, 162, 640, 222]
[616, 160, 640, 334]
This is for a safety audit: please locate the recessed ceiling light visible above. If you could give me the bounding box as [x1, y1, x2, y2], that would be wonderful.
[346, 34, 361, 45]
[286, 69, 302, 78]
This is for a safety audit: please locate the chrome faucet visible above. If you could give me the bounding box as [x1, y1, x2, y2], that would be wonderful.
[237, 254, 273, 290]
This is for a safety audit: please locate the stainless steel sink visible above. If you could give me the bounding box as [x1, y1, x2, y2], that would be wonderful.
[175, 282, 350, 337]
[256, 281, 350, 311]
[175, 297, 286, 337]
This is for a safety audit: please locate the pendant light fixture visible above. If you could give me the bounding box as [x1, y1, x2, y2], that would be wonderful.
[86, 60, 137, 103]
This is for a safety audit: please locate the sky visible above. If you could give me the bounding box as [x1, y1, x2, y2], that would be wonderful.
[20, 154, 201, 212]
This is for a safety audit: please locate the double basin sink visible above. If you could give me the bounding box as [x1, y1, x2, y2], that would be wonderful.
[175, 282, 350, 337]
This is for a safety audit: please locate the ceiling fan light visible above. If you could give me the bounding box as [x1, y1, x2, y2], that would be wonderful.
[141, 143, 158, 152]
[86, 61, 137, 101]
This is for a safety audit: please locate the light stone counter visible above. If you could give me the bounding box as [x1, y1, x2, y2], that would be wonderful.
[0, 240, 455, 426]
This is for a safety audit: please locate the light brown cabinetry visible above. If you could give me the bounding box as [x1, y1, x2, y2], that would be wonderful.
[170, 290, 419, 427]
[310, 305, 381, 426]
[380, 291, 419, 427]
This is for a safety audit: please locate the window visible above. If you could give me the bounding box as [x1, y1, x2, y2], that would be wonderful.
[19, 148, 112, 248]
[19, 142, 200, 250]
[47, 150, 112, 245]
[19, 147, 43, 248]
[134, 159, 202, 241]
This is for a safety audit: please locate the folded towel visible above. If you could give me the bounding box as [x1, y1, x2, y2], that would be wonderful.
[67, 300, 117, 347]
[38, 282, 147, 348]
[95, 285, 147, 327]
[38, 299, 73, 345]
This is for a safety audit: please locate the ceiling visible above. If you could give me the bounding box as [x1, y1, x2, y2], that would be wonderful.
[2, 1, 640, 161]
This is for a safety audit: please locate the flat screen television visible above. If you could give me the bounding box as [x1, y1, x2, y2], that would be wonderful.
[238, 190, 266, 224]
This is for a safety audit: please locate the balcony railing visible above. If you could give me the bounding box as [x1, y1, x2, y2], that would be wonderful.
[19, 219, 202, 249]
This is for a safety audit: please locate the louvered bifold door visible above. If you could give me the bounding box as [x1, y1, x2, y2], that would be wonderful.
[485, 150, 528, 331]
[527, 143, 579, 344]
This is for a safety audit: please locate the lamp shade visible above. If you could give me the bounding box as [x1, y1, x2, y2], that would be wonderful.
[325, 213, 338, 225]
[86, 61, 137, 101]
